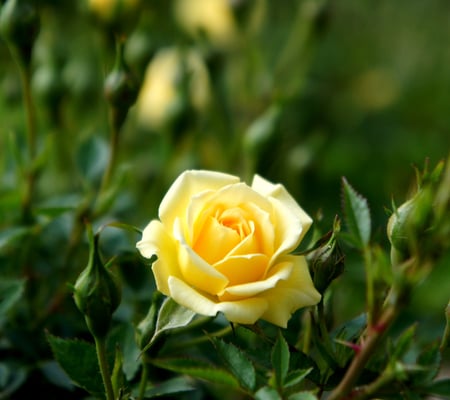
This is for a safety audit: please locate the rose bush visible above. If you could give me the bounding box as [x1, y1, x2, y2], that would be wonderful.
[137, 170, 321, 327]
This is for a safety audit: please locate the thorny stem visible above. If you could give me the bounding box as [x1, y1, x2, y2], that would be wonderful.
[363, 246, 374, 328]
[349, 366, 397, 400]
[326, 301, 399, 400]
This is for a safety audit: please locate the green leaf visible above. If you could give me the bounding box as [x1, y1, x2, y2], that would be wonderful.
[288, 392, 318, 400]
[412, 341, 441, 385]
[0, 362, 27, 398]
[152, 357, 240, 388]
[144, 297, 196, 351]
[424, 379, 450, 397]
[341, 177, 371, 248]
[76, 135, 108, 185]
[272, 331, 290, 388]
[141, 376, 195, 398]
[108, 322, 141, 381]
[391, 324, 417, 361]
[0, 227, 30, 251]
[209, 336, 256, 391]
[243, 104, 282, 154]
[46, 333, 104, 397]
[234, 326, 272, 370]
[254, 386, 282, 400]
[284, 368, 313, 388]
[39, 361, 74, 391]
[289, 351, 320, 384]
[0, 278, 25, 321]
[35, 194, 81, 218]
[331, 314, 367, 366]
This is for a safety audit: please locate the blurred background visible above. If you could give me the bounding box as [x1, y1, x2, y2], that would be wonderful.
[0, 0, 449, 397]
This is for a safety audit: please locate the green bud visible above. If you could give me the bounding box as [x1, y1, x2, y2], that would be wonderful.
[387, 161, 444, 266]
[0, 0, 40, 68]
[73, 226, 121, 339]
[104, 37, 139, 130]
[307, 216, 345, 293]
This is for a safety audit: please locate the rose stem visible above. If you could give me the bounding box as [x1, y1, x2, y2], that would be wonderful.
[95, 336, 115, 400]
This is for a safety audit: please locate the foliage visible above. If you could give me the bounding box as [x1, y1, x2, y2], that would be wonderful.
[0, 1, 449, 399]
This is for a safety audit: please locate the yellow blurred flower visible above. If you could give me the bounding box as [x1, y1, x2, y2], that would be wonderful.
[87, 0, 140, 25]
[174, 0, 238, 48]
[137, 170, 320, 327]
[136, 47, 210, 129]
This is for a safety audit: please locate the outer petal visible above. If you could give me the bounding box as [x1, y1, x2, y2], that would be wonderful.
[258, 255, 321, 327]
[136, 220, 181, 295]
[168, 276, 268, 324]
[252, 175, 312, 258]
[159, 170, 239, 231]
[218, 261, 292, 301]
[214, 253, 268, 286]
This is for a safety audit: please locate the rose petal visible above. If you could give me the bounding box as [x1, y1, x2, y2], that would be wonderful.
[168, 276, 268, 324]
[238, 202, 274, 257]
[203, 182, 273, 216]
[218, 260, 292, 301]
[214, 253, 268, 286]
[136, 220, 181, 295]
[160, 170, 240, 232]
[258, 255, 321, 327]
[193, 215, 241, 264]
[174, 218, 229, 295]
[252, 175, 312, 259]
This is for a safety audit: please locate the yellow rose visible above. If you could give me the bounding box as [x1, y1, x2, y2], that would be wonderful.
[137, 170, 321, 327]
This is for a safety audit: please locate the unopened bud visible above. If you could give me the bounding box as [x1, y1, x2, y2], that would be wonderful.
[104, 38, 139, 130]
[308, 216, 345, 293]
[387, 161, 444, 266]
[74, 226, 121, 339]
[0, 0, 40, 68]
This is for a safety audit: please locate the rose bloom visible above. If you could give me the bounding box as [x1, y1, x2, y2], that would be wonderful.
[136, 170, 321, 327]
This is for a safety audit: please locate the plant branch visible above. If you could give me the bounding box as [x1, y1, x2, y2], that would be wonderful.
[326, 303, 399, 400]
[95, 336, 115, 400]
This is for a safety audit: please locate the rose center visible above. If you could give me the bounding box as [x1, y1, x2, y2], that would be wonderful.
[215, 207, 251, 239]
[193, 205, 254, 265]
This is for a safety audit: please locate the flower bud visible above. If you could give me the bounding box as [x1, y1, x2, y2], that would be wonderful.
[0, 0, 40, 68]
[307, 217, 345, 293]
[104, 38, 139, 130]
[387, 162, 443, 266]
[74, 227, 121, 339]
